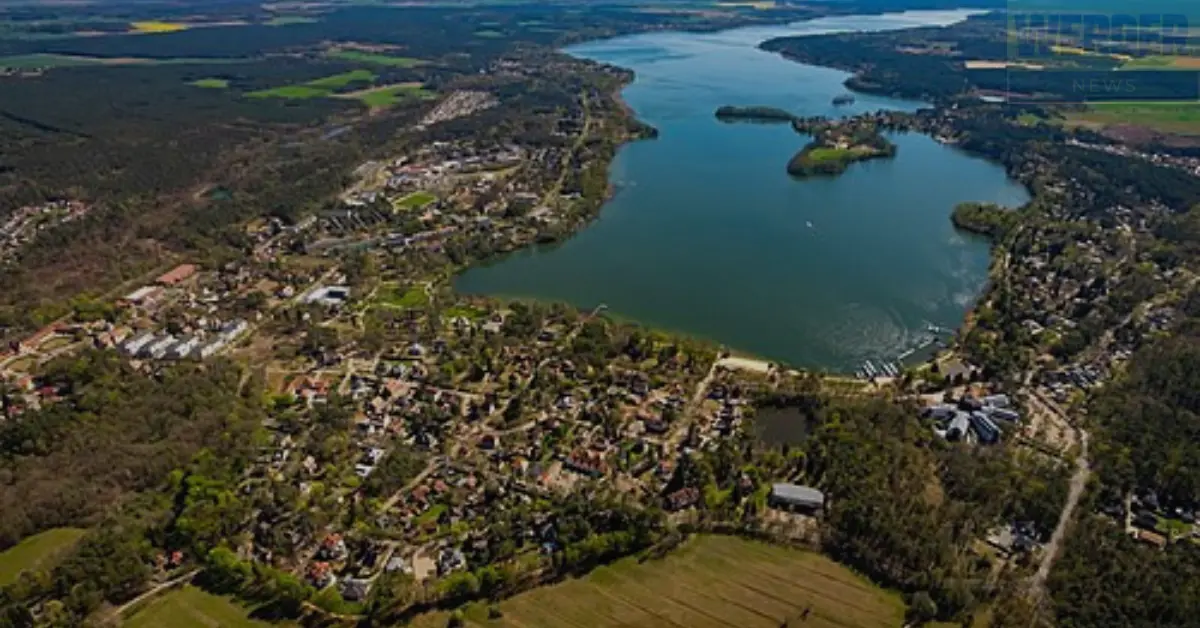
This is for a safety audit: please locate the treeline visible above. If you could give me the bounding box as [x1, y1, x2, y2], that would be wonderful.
[0, 351, 264, 548]
[951, 201, 1018, 239]
[0, 351, 266, 625]
[1049, 514, 1200, 627]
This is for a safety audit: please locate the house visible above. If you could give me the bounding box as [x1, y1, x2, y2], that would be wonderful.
[947, 413, 971, 441]
[768, 483, 825, 513]
[307, 561, 336, 588]
[437, 547, 466, 576]
[157, 263, 198, 286]
[341, 577, 372, 601]
[121, 285, 162, 307]
[1133, 528, 1167, 549]
[317, 533, 348, 561]
[564, 449, 607, 478]
[664, 487, 700, 511]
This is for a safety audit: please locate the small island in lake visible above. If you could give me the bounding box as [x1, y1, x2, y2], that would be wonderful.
[714, 105, 798, 123]
[786, 116, 896, 178]
[832, 94, 856, 106]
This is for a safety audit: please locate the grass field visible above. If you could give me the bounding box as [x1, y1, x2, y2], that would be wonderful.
[343, 83, 436, 109]
[1120, 55, 1200, 70]
[249, 70, 377, 100]
[408, 535, 906, 628]
[394, 190, 438, 210]
[190, 78, 230, 89]
[1069, 101, 1200, 135]
[123, 586, 279, 628]
[0, 54, 101, 69]
[0, 528, 86, 586]
[327, 50, 425, 67]
[130, 21, 189, 33]
[265, 16, 319, 26]
[378, 283, 430, 309]
[306, 69, 377, 89]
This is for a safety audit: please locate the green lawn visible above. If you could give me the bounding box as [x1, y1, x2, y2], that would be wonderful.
[0, 528, 86, 586]
[326, 50, 425, 67]
[415, 503, 447, 525]
[393, 190, 438, 210]
[190, 78, 229, 89]
[123, 586, 279, 628]
[378, 283, 430, 309]
[407, 535, 906, 628]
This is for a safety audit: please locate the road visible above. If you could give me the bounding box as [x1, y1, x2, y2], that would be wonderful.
[1031, 423, 1090, 596]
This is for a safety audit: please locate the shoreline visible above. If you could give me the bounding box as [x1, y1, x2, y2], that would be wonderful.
[458, 8, 1002, 376]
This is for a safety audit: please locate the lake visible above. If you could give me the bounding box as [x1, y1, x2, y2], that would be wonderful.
[456, 10, 1030, 373]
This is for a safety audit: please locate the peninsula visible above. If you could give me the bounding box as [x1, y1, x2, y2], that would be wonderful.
[787, 116, 896, 177]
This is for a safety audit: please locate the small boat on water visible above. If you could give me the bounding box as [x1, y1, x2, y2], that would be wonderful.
[832, 94, 856, 106]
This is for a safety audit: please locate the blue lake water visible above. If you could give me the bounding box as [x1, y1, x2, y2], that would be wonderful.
[457, 10, 1030, 372]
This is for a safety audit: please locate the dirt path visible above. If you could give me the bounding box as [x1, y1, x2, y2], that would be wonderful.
[106, 568, 200, 623]
[1031, 426, 1090, 595]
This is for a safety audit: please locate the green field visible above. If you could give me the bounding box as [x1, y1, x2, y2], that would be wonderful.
[265, 16, 319, 26]
[0, 528, 86, 586]
[1071, 101, 1200, 135]
[408, 535, 906, 628]
[0, 54, 101, 69]
[306, 69, 377, 89]
[123, 585, 279, 628]
[378, 283, 430, 309]
[349, 83, 436, 108]
[190, 78, 230, 89]
[394, 190, 438, 210]
[249, 70, 377, 99]
[327, 50, 425, 67]
[1120, 55, 1200, 70]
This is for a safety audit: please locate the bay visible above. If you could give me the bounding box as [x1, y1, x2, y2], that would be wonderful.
[456, 10, 1030, 372]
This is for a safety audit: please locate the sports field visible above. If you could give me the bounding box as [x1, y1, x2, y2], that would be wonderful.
[408, 535, 906, 628]
[0, 528, 86, 586]
[394, 190, 438, 210]
[122, 585, 280, 628]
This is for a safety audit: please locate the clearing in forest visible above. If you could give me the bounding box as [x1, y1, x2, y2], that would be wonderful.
[122, 585, 282, 628]
[0, 528, 86, 586]
[407, 534, 906, 628]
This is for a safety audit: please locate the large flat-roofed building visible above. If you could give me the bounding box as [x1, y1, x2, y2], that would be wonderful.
[769, 483, 825, 513]
[156, 263, 197, 286]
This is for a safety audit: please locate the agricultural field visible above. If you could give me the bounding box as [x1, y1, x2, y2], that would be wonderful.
[342, 82, 436, 109]
[307, 69, 377, 89]
[393, 190, 438, 210]
[190, 78, 230, 88]
[326, 49, 426, 67]
[0, 54, 102, 69]
[0, 528, 86, 586]
[1067, 101, 1200, 135]
[408, 535, 906, 628]
[1120, 55, 1200, 70]
[122, 586, 280, 628]
[130, 21, 189, 33]
[248, 70, 377, 99]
